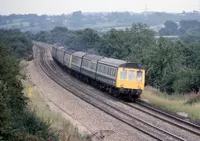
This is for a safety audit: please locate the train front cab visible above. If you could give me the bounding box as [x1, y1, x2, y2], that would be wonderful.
[116, 64, 145, 99]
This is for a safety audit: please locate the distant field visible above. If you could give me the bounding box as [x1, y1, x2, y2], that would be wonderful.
[0, 20, 30, 28]
[155, 35, 179, 38]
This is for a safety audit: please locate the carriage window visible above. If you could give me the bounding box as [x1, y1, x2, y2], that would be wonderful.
[128, 70, 135, 80]
[113, 69, 117, 77]
[65, 54, 69, 62]
[83, 60, 87, 67]
[99, 64, 102, 72]
[105, 66, 108, 74]
[108, 68, 111, 75]
[113, 69, 115, 76]
[103, 65, 106, 73]
[91, 62, 96, 70]
[73, 57, 81, 65]
[120, 70, 127, 80]
[88, 61, 90, 68]
[99, 65, 102, 72]
[137, 71, 143, 82]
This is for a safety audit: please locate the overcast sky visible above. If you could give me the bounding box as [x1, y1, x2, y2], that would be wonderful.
[0, 0, 199, 15]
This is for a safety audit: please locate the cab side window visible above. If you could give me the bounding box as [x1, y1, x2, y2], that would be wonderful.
[137, 71, 143, 82]
[120, 70, 127, 80]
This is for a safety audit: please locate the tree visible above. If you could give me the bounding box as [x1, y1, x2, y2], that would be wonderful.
[0, 29, 33, 59]
[159, 20, 178, 35]
[69, 11, 84, 28]
[97, 23, 155, 60]
[82, 28, 100, 46]
[179, 20, 200, 30]
[0, 40, 57, 141]
[35, 31, 51, 43]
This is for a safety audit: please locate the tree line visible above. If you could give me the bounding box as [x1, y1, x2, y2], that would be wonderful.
[159, 20, 200, 35]
[0, 29, 57, 140]
[1, 11, 200, 32]
[33, 23, 200, 94]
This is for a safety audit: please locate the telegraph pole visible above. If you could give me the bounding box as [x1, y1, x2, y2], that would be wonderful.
[144, 4, 148, 21]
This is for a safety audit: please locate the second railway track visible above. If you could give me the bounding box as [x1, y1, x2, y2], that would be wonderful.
[34, 42, 200, 141]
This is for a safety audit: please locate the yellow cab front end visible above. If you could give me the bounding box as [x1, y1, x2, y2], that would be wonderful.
[116, 67, 145, 98]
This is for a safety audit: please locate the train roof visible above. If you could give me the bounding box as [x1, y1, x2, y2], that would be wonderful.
[65, 48, 77, 55]
[119, 63, 144, 69]
[59, 47, 66, 52]
[66, 47, 79, 51]
[52, 45, 59, 49]
[98, 58, 127, 67]
[83, 54, 104, 61]
[72, 51, 87, 58]
[98, 58, 144, 69]
[57, 46, 64, 50]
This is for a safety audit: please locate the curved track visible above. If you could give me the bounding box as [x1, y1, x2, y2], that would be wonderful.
[134, 100, 200, 135]
[46, 43, 200, 137]
[34, 42, 200, 141]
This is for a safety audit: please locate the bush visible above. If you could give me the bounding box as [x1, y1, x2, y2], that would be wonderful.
[0, 29, 33, 60]
[184, 95, 200, 105]
[0, 43, 58, 141]
[7, 109, 58, 141]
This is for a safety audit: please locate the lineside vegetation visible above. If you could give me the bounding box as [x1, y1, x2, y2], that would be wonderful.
[21, 61, 91, 141]
[34, 22, 200, 95]
[142, 86, 200, 120]
[0, 29, 89, 141]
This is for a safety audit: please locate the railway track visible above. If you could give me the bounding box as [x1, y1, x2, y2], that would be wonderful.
[47, 53, 200, 137]
[33, 43, 197, 141]
[46, 55, 200, 141]
[131, 101, 200, 135]
[41, 43, 200, 138]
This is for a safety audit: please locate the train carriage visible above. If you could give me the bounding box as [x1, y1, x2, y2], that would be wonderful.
[71, 51, 87, 72]
[52, 45, 145, 101]
[96, 58, 125, 87]
[63, 49, 77, 69]
[51, 45, 59, 60]
[81, 54, 104, 79]
[56, 46, 65, 64]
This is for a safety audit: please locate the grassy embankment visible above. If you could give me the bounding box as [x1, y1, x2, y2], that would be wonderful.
[141, 86, 200, 121]
[20, 61, 91, 141]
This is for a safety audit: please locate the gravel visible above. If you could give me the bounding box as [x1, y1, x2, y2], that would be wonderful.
[44, 45, 200, 141]
[31, 43, 200, 141]
[27, 46, 154, 141]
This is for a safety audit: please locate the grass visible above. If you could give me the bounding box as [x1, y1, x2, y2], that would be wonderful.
[141, 86, 200, 121]
[20, 61, 91, 141]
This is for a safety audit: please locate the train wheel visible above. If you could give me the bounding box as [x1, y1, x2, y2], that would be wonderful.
[128, 94, 136, 102]
[113, 89, 120, 97]
[108, 88, 112, 94]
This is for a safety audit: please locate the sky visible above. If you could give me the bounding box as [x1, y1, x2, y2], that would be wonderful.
[0, 0, 199, 15]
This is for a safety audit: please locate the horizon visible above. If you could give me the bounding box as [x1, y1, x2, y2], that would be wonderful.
[0, 0, 199, 15]
[0, 10, 199, 16]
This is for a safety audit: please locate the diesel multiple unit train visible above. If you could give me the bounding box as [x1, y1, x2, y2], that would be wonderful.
[52, 45, 145, 101]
